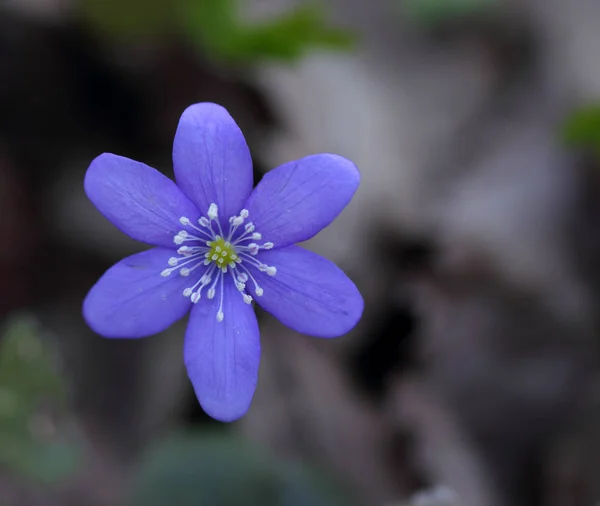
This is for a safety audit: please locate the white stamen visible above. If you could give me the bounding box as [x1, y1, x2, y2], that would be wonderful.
[235, 264, 264, 296]
[238, 252, 275, 272]
[160, 269, 171, 277]
[251, 232, 261, 240]
[208, 203, 218, 220]
[237, 273, 249, 283]
[180, 268, 191, 276]
[263, 242, 274, 250]
[243, 294, 253, 304]
[207, 288, 216, 299]
[184, 267, 216, 304]
[182, 217, 214, 236]
[232, 216, 244, 226]
[248, 243, 259, 255]
[174, 235, 184, 245]
[216, 273, 226, 321]
[266, 266, 277, 276]
[183, 288, 193, 297]
[168, 257, 178, 266]
[240, 209, 249, 219]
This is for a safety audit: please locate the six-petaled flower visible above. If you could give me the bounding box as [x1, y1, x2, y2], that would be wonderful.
[83, 102, 364, 421]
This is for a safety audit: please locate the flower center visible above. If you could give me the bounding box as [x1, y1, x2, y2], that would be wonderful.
[159, 203, 276, 322]
[206, 237, 238, 269]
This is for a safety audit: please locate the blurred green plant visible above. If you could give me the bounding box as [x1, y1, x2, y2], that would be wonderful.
[79, 0, 355, 64]
[562, 102, 600, 153]
[401, 0, 500, 26]
[128, 432, 357, 506]
[0, 315, 80, 484]
[182, 0, 354, 63]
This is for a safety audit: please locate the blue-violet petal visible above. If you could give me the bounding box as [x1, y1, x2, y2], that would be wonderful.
[244, 154, 359, 248]
[184, 279, 260, 422]
[84, 153, 200, 248]
[83, 248, 193, 338]
[251, 246, 363, 338]
[173, 103, 254, 228]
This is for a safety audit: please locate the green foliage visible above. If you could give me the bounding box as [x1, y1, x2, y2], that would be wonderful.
[402, 0, 500, 26]
[0, 315, 80, 484]
[563, 103, 600, 152]
[79, 0, 355, 64]
[128, 432, 356, 506]
[181, 0, 354, 63]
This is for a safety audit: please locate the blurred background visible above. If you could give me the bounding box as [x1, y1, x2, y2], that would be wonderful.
[2, 0, 600, 505]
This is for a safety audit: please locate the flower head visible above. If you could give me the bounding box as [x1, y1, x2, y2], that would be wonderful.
[83, 103, 363, 421]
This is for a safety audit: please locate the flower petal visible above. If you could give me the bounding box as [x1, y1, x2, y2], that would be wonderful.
[251, 246, 363, 338]
[184, 279, 260, 422]
[83, 248, 192, 338]
[244, 154, 359, 248]
[173, 103, 254, 227]
[84, 153, 200, 248]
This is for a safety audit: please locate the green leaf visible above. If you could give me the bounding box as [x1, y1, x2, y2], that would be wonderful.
[233, 4, 355, 62]
[79, 0, 355, 63]
[128, 432, 355, 506]
[563, 103, 600, 151]
[0, 315, 81, 484]
[0, 317, 62, 402]
[180, 0, 355, 64]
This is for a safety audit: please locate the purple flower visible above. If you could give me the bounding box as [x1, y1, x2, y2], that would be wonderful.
[82, 103, 363, 422]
